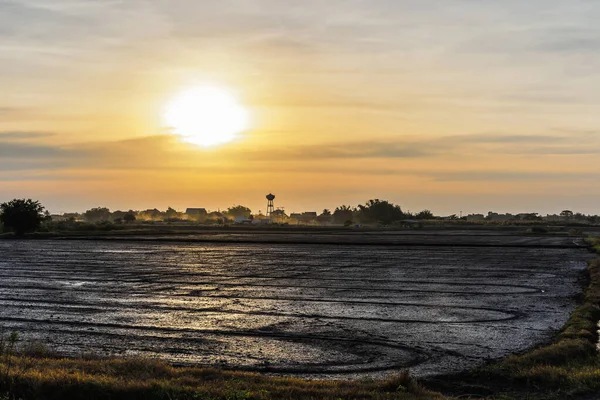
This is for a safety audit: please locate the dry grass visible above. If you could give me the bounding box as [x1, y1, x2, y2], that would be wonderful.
[0, 355, 443, 400]
[586, 236, 600, 254]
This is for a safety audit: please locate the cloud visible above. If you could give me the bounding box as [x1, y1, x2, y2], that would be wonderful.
[430, 170, 600, 182]
[0, 134, 193, 175]
[0, 141, 65, 158]
[533, 27, 600, 54]
[551, 128, 600, 135]
[1, 130, 599, 174]
[0, 131, 55, 140]
[244, 132, 599, 162]
[451, 133, 569, 144]
[255, 140, 431, 160]
[0, 131, 598, 191]
[442, 132, 600, 155]
[0, 107, 18, 115]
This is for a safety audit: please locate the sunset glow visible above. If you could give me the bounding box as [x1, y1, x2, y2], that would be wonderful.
[163, 86, 249, 147]
[1, 1, 600, 215]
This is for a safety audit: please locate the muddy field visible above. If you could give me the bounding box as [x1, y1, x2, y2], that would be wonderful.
[0, 234, 592, 378]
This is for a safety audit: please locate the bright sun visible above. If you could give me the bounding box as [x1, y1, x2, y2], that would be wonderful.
[163, 86, 249, 147]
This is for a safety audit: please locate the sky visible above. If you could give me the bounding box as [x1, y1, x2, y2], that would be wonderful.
[1, 0, 600, 215]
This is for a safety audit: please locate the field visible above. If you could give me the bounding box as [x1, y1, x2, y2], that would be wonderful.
[0, 231, 592, 382]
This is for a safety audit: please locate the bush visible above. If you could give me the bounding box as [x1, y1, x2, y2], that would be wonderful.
[357, 199, 404, 225]
[0, 199, 45, 236]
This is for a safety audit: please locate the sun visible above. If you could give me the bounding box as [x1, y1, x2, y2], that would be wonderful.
[163, 85, 249, 147]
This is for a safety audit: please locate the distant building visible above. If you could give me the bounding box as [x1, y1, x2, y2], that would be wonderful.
[290, 212, 318, 225]
[50, 214, 68, 222]
[186, 208, 208, 221]
[138, 208, 161, 221]
[466, 214, 485, 221]
[253, 213, 268, 221]
[516, 213, 542, 221]
[316, 213, 333, 225]
[486, 212, 514, 221]
[289, 213, 303, 222]
[300, 212, 318, 224]
[53, 213, 83, 222]
[234, 216, 252, 224]
[186, 208, 207, 216]
[252, 215, 271, 225]
[270, 209, 288, 223]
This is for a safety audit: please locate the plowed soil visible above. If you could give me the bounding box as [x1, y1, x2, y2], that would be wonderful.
[0, 233, 591, 378]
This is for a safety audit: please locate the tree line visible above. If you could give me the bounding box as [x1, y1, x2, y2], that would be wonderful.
[1, 197, 599, 236]
[78, 205, 252, 223]
[77, 200, 427, 226]
[0, 198, 426, 235]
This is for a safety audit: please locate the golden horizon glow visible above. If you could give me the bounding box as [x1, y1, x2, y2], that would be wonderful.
[3, 1, 600, 215]
[163, 86, 250, 147]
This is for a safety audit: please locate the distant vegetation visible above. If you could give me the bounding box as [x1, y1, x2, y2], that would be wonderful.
[0, 199, 47, 236]
[1, 197, 599, 237]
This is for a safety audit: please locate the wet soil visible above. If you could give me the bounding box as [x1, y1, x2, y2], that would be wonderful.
[0, 233, 592, 378]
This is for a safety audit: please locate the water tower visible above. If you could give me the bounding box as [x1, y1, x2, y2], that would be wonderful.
[266, 193, 275, 217]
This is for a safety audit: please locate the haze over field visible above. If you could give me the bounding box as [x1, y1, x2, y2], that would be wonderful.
[1, 0, 600, 214]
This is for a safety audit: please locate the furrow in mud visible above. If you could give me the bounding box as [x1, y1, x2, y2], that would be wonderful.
[0, 238, 591, 378]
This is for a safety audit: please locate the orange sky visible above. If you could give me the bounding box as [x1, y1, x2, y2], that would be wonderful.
[1, 1, 600, 215]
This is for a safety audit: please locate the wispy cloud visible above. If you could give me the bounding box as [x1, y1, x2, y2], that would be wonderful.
[0, 107, 18, 115]
[451, 133, 569, 144]
[430, 170, 600, 182]
[0, 141, 64, 158]
[256, 140, 431, 160]
[2, 131, 598, 174]
[0, 131, 55, 140]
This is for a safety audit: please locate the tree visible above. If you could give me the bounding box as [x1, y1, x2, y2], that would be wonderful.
[84, 207, 111, 223]
[560, 210, 574, 219]
[317, 209, 333, 224]
[270, 209, 288, 224]
[165, 207, 178, 219]
[123, 213, 136, 224]
[415, 210, 434, 220]
[333, 205, 354, 225]
[138, 208, 161, 221]
[226, 205, 252, 219]
[574, 212, 586, 221]
[0, 199, 46, 236]
[357, 199, 404, 225]
[521, 213, 542, 221]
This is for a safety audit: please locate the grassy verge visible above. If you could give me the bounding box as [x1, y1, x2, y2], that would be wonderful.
[587, 236, 600, 254]
[0, 353, 441, 400]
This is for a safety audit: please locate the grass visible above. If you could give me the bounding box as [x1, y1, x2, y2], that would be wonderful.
[0, 354, 441, 400]
[586, 236, 600, 254]
[1, 238, 599, 399]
